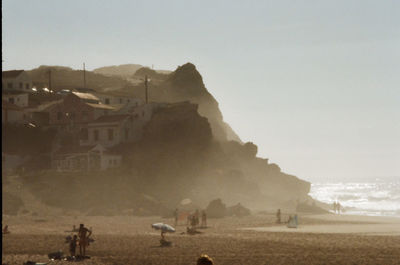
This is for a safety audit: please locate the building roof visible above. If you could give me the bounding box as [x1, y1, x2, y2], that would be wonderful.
[2, 70, 24, 79]
[94, 90, 137, 98]
[2, 100, 23, 111]
[72, 92, 100, 101]
[91, 114, 131, 124]
[85, 103, 116, 110]
[27, 99, 63, 112]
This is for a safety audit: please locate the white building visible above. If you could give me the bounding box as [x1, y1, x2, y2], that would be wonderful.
[80, 114, 140, 147]
[2, 70, 33, 93]
[2, 91, 29, 108]
[52, 144, 122, 172]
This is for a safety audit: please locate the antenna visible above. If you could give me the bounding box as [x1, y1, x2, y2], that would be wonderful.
[144, 75, 148, 104]
[48, 69, 52, 90]
[83, 63, 86, 89]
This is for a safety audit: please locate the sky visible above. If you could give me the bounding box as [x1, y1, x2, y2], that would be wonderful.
[2, 0, 400, 182]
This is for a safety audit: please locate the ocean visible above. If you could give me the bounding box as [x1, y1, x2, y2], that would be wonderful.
[309, 177, 400, 217]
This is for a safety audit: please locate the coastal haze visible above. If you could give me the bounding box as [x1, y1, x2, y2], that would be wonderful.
[2, 1, 400, 265]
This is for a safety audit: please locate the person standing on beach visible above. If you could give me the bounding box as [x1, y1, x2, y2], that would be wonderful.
[69, 235, 78, 257]
[276, 209, 281, 224]
[78, 224, 92, 257]
[174, 208, 179, 226]
[201, 210, 207, 228]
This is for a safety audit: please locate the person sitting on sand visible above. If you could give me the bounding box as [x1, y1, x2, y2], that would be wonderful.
[197, 254, 214, 265]
[276, 209, 281, 224]
[78, 224, 92, 257]
[69, 235, 77, 257]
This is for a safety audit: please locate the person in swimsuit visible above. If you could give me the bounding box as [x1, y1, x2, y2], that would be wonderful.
[78, 224, 92, 256]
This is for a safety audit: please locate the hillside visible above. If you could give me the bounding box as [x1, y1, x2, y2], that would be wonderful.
[93, 64, 143, 78]
[28, 65, 132, 91]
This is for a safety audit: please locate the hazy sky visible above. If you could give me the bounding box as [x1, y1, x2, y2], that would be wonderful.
[3, 0, 399, 182]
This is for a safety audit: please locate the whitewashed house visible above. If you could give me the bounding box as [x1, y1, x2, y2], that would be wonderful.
[2, 91, 29, 108]
[80, 114, 140, 147]
[2, 70, 33, 92]
[52, 144, 121, 172]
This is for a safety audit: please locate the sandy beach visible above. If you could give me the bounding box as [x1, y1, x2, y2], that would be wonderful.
[2, 213, 400, 265]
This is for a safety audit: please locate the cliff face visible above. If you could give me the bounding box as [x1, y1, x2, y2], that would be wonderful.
[155, 63, 241, 142]
[18, 62, 312, 214]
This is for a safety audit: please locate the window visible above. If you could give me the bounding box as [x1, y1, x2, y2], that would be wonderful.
[8, 98, 14, 104]
[26, 83, 30, 90]
[108, 129, 114, 141]
[19, 82, 23, 89]
[94, 130, 99, 141]
[105, 98, 110, 105]
[57, 112, 62, 120]
[7, 83, 13, 89]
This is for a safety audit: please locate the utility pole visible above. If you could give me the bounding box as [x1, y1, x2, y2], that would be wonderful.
[48, 69, 52, 90]
[144, 75, 148, 104]
[83, 62, 86, 89]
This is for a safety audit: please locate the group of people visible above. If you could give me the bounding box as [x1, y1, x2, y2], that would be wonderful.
[174, 209, 207, 229]
[333, 201, 342, 214]
[69, 224, 92, 257]
[276, 209, 298, 228]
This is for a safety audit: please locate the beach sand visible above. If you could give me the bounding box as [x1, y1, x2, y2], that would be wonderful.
[2, 213, 400, 265]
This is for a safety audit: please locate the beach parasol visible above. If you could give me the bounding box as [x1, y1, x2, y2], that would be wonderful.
[151, 223, 176, 233]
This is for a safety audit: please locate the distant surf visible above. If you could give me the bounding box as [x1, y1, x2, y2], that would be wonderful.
[309, 177, 400, 217]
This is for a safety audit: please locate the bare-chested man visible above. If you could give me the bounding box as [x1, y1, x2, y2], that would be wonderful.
[78, 224, 92, 257]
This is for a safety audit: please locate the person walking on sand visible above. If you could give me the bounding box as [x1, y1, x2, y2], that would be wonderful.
[276, 209, 281, 224]
[78, 224, 92, 257]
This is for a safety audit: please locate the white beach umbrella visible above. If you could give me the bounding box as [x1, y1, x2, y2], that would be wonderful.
[151, 223, 176, 233]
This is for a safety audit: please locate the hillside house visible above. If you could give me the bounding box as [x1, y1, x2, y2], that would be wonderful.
[2, 91, 29, 108]
[52, 144, 121, 172]
[2, 70, 33, 92]
[47, 92, 116, 130]
[80, 114, 140, 147]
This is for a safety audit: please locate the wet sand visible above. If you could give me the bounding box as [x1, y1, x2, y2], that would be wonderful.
[2, 214, 400, 265]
